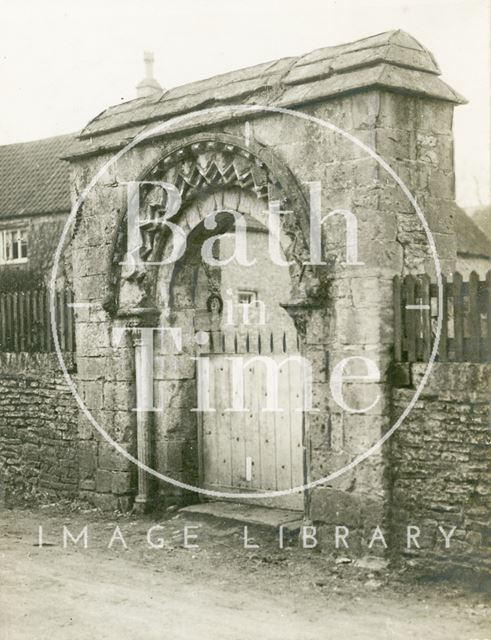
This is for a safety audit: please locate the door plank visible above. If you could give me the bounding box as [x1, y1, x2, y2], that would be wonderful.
[275, 355, 292, 491]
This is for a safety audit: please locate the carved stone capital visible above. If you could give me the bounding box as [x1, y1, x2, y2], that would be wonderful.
[115, 307, 161, 346]
[281, 300, 322, 338]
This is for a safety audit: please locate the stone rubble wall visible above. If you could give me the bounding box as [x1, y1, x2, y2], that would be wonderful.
[0, 353, 79, 505]
[390, 363, 490, 576]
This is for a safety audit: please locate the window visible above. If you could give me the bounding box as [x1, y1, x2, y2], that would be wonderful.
[0, 229, 28, 264]
[237, 290, 257, 305]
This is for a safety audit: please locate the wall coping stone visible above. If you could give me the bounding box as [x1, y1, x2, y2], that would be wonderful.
[0, 352, 75, 375]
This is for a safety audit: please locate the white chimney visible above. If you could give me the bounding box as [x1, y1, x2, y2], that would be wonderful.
[136, 51, 163, 99]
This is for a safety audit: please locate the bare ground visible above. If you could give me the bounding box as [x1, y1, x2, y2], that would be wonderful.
[1, 505, 490, 640]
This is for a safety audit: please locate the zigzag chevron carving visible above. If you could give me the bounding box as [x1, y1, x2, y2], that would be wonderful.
[111, 139, 281, 282]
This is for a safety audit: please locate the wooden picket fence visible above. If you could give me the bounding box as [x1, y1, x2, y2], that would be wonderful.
[1, 273, 489, 360]
[0, 288, 76, 353]
[394, 271, 491, 363]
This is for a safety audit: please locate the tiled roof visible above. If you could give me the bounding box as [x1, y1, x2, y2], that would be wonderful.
[471, 206, 491, 240]
[67, 30, 466, 160]
[0, 134, 75, 219]
[455, 207, 491, 258]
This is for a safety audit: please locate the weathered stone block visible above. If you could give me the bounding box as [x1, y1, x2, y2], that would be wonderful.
[111, 411, 136, 442]
[310, 486, 362, 527]
[90, 492, 119, 511]
[95, 469, 112, 493]
[76, 323, 110, 356]
[80, 380, 104, 411]
[111, 471, 133, 495]
[77, 415, 95, 440]
[80, 479, 96, 491]
[79, 441, 97, 479]
[77, 357, 106, 381]
[98, 441, 132, 472]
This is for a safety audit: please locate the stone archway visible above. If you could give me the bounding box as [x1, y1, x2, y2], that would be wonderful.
[106, 133, 330, 511]
[104, 133, 328, 317]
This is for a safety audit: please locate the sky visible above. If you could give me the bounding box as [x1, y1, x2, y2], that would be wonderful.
[0, 0, 489, 207]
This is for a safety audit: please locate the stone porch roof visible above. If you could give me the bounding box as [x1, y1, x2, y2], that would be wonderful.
[66, 30, 466, 160]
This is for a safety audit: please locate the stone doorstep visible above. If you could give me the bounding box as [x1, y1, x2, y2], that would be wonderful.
[179, 501, 303, 532]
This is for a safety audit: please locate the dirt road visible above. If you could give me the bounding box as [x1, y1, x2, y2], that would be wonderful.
[1, 507, 489, 640]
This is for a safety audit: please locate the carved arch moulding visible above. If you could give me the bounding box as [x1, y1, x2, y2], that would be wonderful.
[102, 132, 330, 318]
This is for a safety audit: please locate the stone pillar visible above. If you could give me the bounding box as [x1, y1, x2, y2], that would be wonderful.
[131, 331, 151, 510]
[127, 308, 160, 512]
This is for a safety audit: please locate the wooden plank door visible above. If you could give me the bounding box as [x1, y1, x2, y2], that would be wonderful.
[199, 333, 304, 510]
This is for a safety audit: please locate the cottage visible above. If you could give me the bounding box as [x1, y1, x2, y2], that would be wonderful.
[454, 205, 491, 277]
[0, 134, 75, 291]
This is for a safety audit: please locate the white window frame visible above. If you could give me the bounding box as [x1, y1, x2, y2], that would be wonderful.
[237, 289, 257, 306]
[0, 228, 29, 265]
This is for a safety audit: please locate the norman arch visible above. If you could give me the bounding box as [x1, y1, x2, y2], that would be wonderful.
[99, 133, 331, 509]
[103, 133, 328, 319]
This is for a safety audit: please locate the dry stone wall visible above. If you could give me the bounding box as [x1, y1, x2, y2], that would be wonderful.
[0, 353, 79, 505]
[390, 363, 490, 577]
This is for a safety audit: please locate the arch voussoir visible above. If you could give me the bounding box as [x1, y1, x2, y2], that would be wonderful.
[106, 132, 314, 316]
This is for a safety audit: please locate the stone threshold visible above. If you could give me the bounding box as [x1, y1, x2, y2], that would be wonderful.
[179, 501, 303, 531]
